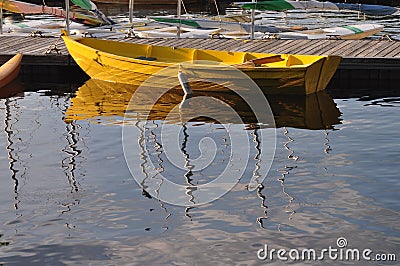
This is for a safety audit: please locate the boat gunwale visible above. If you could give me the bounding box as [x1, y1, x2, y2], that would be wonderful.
[63, 35, 326, 70]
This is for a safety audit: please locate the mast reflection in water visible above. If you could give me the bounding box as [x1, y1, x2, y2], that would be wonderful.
[65, 77, 341, 207]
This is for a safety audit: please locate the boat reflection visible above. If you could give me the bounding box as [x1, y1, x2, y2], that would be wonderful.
[65, 78, 341, 130]
[1, 80, 24, 210]
[1, 80, 83, 212]
[0, 79, 24, 99]
[65, 78, 342, 206]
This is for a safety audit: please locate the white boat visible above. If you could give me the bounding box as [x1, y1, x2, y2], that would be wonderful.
[132, 23, 383, 40]
[272, 24, 384, 40]
[2, 18, 88, 36]
[215, 31, 267, 39]
[0, 0, 111, 26]
[2, 16, 164, 38]
[133, 26, 220, 38]
[149, 16, 306, 33]
[234, 1, 399, 16]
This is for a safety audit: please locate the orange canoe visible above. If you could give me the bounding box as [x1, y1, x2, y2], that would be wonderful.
[0, 53, 23, 88]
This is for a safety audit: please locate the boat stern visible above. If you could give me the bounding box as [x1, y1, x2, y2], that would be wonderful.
[316, 55, 341, 92]
[304, 55, 341, 94]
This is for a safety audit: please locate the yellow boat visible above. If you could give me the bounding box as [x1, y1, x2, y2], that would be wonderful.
[65, 78, 341, 129]
[61, 32, 341, 95]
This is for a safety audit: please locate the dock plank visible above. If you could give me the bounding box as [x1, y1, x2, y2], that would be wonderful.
[233, 41, 263, 52]
[0, 36, 42, 53]
[281, 40, 309, 54]
[361, 41, 395, 57]
[199, 40, 228, 50]
[248, 41, 276, 53]
[303, 40, 338, 55]
[253, 40, 288, 53]
[355, 41, 388, 57]
[17, 38, 58, 54]
[1, 35, 400, 80]
[322, 40, 359, 55]
[311, 40, 344, 55]
[265, 40, 297, 54]
[295, 40, 334, 55]
[178, 38, 205, 48]
[337, 40, 373, 57]
[248, 40, 276, 53]
[343, 40, 377, 57]
[382, 42, 400, 57]
[214, 41, 242, 52]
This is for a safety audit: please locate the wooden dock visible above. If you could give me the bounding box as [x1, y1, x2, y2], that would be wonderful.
[1, 35, 400, 90]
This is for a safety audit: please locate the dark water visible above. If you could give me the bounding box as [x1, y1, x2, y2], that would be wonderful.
[0, 77, 398, 265]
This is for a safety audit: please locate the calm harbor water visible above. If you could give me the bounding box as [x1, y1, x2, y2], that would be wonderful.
[0, 75, 399, 264]
[1, 5, 400, 265]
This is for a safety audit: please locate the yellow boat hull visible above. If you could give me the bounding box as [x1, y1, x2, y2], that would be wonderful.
[62, 33, 341, 95]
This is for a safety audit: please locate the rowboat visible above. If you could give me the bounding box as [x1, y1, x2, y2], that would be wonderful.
[65, 78, 341, 129]
[0, 0, 110, 26]
[0, 80, 23, 99]
[234, 0, 399, 16]
[4, 19, 89, 36]
[91, 0, 198, 5]
[133, 26, 220, 38]
[334, 2, 399, 16]
[61, 32, 341, 94]
[62, 32, 341, 94]
[149, 16, 306, 33]
[2, 16, 155, 38]
[0, 53, 23, 88]
[134, 28, 266, 39]
[272, 23, 383, 40]
[127, 19, 380, 40]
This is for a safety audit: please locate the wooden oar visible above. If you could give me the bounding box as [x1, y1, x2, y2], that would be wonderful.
[234, 55, 284, 67]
